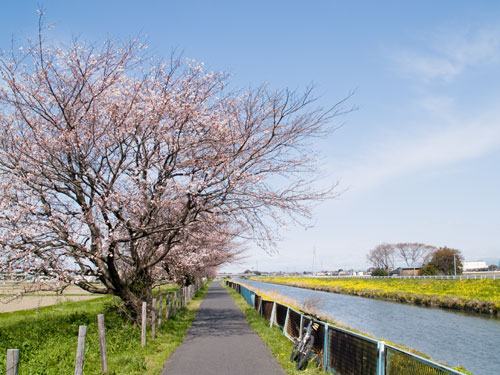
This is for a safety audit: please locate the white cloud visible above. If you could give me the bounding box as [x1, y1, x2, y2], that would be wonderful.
[397, 53, 462, 81]
[395, 28, 500, 81]
[340, 114, 500, 193]
[441, 28, 500, 66]
[361, 26, 500, 193]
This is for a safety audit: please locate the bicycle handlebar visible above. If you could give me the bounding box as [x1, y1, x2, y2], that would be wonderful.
[297, 310, 322, 322]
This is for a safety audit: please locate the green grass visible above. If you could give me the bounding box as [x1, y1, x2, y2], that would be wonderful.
[152, 283, 180, 296]
[0, 283, 209, 374]
[224, 283, 325, 375]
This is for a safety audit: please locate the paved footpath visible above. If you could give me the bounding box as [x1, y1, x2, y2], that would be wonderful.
[161, 281, 286, 375]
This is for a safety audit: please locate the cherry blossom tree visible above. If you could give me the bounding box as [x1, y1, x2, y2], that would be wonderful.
[162, 220, 244, 286]
[0, 21, 348, 319]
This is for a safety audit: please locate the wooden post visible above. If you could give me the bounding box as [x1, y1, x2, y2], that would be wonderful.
[151, 298, 157, 339]
[158, 294, 163, 328]
[97, 314, 108, 373]
[6, 349, 19, 375]
[172, 293, 177, 316]
[74, 325, 87, 375]
[141, 302, 147, 347]
[165, 294, 170, 321]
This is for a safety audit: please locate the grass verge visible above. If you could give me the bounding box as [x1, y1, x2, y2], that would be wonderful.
[223, 282, 325, 375]
[0, 282, 209, 374]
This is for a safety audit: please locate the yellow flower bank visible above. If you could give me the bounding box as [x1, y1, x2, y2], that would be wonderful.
[254, 277, 500, 315]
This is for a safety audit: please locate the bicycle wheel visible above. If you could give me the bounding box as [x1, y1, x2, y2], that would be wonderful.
[290, 340, 300, 362]
[296, 335, 314, 370]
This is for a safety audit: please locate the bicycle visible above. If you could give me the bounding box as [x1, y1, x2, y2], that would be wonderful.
[290, 313, 321, 370]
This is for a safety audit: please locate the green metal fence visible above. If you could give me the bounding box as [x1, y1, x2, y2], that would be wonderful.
[225, 279, 467, 375]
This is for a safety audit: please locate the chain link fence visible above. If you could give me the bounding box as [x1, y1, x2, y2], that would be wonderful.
[225, 279, 467, 375]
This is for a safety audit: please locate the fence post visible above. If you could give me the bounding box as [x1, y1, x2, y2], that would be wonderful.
[270, 301, 276, 328]
[6, 349, 19, 375]
[299, 313, 304, 337]
[377, 341, 386, 375]
[158, 294, 163, 328]
[173, 293, 177, 315]
[74, 325, 87, 375]
[151, 298, 157, 339]
[323, 324, 329, 370]
[175, 291, 178, 312]
[97, 314, 108, 373]
[283, 307, 289, 334]
[170, 293, 174, 316]
[141, 301, 147, 347]
[165, 294, 170, 321]
[175, 291, 179, 314]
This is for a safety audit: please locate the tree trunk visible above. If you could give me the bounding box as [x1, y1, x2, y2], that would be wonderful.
[112, 270, 154, 323]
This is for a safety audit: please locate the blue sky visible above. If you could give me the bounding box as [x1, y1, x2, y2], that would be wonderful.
[2, 1, 499, 272]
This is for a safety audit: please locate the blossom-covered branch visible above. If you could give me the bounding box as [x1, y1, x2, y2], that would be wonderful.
[0, 21, 349, 318]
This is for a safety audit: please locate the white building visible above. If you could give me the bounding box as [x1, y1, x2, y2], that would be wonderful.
[463, 261, 488, 271]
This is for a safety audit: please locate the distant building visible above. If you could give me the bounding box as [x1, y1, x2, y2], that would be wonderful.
[463, 261, 488, 271]
[352, 270, 369, 276]
[390, 267, 421, 276]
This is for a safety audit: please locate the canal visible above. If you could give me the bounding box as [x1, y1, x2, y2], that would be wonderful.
[235, 278, 500, 375]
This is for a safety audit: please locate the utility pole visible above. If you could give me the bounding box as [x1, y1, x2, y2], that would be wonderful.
[453, 254, 457, 276]
[312, 247, 316, 276]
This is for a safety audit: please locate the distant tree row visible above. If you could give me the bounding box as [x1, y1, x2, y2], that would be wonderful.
[367, 243, 464, 276]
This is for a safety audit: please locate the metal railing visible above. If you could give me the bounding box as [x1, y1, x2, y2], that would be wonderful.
[225, 280, 467, 375]
[280, 273, 499, 280]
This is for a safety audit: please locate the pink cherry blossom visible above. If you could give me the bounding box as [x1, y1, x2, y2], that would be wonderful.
[0, 18, 349, 320]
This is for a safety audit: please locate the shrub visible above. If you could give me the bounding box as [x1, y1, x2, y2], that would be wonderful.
[371, 268, 389, 276]
[420, 262, 439, 275]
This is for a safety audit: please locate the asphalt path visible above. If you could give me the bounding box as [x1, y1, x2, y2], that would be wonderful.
[161, 281, 287, 375]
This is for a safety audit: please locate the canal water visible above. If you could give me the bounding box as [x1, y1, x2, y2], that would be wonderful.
[235, 278, 500, 375]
